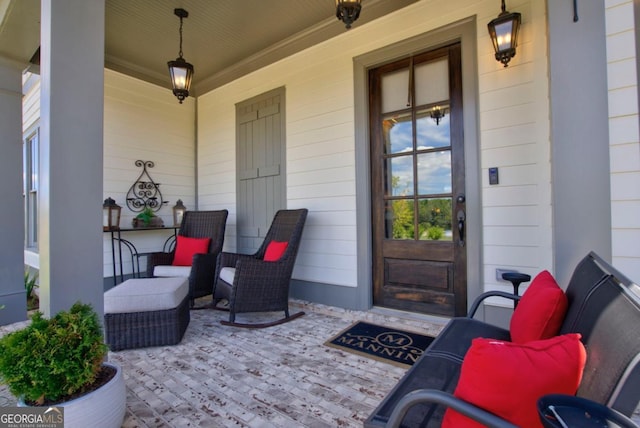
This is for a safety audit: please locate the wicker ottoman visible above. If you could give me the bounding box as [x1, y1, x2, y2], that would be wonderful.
[104, 277, 190, 351]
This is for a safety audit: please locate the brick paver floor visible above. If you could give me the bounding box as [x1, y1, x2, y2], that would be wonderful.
[1, 300, 639, 427]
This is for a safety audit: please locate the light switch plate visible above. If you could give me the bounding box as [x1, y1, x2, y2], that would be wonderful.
[489, 167, 499, 185]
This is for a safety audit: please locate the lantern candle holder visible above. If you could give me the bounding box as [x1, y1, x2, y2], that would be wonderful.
[173, 199, 187, 226]
[103, 197, 122, 231]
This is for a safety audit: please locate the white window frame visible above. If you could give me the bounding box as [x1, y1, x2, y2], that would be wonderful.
[24, 127, 39, 250]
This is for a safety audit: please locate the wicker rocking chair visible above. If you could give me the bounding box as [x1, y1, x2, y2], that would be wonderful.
[212, 208, 308, 328]
[147, 210, 228, 307]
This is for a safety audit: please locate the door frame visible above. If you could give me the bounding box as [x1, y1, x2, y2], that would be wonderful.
[353, 17, 482, 315]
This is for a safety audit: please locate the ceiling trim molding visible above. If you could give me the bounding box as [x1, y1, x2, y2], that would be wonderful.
[193, 18, 340, 96]
[101, 0, 419, 96]
[105, 54, 171, 91]
[193, 0, 419, 95]
[0, 54, 27, 72]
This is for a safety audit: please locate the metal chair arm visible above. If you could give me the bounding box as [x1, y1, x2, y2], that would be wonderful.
[467, 291, 521, 318]
[386, 389, 519, 428]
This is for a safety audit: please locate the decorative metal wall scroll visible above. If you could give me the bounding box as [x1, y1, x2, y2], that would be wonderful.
[126, 160, 167, 212]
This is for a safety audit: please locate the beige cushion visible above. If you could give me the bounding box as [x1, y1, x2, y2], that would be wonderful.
[104, 277, 188, 314]
[153, 265, 191, 278]
[219, 267, 236, 284]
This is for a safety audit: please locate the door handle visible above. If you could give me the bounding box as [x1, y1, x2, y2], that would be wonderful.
[457, 210, 466, 247]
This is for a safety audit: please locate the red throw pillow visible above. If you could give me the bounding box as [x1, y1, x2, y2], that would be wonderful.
[442, 334, 587, 428]
[264, 241, 288, 262]
[172, 235, 211, 266]
[510, 270, 568, 343]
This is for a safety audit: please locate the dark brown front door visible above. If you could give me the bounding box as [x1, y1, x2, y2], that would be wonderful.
[369, 43, 467, 317]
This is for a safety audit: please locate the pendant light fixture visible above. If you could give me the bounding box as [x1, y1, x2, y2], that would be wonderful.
[430, 106, 448, 126]
[336, 0, 362, 30]
[167, 8, 194, 103]
[487, 0, 521, 67]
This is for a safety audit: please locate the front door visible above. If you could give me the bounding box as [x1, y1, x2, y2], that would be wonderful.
[369, 43, 467, 317]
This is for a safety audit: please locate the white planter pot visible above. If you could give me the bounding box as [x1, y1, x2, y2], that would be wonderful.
[19, 362, 126, 428]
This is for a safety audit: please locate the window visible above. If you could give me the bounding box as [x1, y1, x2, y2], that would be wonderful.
[24, 129, 39, 249]
[376, 56, 454, 241]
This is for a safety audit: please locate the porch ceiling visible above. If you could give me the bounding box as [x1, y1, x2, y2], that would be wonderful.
[0, 0, 417, 96]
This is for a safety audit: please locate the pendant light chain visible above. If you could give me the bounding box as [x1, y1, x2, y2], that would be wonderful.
[178, 15, 184, 59]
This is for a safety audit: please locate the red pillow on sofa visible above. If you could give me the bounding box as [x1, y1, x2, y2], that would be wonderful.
[510, 270, 568, 343]
[264, 241, 288, 262]
[442, 334, 587, 428]
[172, 235, 211, 266]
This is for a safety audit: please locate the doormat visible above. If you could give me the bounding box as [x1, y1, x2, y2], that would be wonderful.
[324, 321, 434, 368]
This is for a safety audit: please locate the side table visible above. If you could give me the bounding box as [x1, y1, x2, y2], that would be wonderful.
[105, 226, 179, 286]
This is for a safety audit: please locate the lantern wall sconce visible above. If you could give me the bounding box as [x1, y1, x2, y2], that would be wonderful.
[487, 0, 521, 67]
[336, 0, 362, 29]
[103, 197, 122, 231]
[168, 8, 194, 103]
[173, 199, 187, 226]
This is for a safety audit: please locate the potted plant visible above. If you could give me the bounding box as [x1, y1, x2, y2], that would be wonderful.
[0, 302, 126, 428]
[132, 207, 164, 227]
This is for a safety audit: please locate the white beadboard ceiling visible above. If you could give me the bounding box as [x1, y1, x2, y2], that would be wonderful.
[0, 0, 417, 95]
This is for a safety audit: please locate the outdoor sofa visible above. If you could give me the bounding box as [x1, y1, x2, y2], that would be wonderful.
[365, 251, 640, 427]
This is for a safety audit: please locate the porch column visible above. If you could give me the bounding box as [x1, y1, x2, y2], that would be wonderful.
[547, 1, 612, 284]
[0, 59, 26, 325]
[39, 0, 105, 318]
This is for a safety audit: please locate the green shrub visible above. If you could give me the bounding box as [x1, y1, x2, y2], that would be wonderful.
[427, 226, 445, 240]
[0, 302, 108, 405]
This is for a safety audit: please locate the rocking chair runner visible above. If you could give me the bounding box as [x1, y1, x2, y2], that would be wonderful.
[212, 208, 308, 328]
[146, 210, 228, 307]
